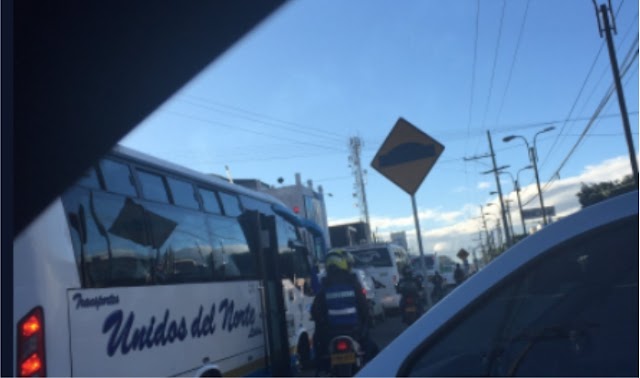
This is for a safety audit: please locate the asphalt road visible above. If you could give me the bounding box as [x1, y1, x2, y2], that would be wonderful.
[298, 311, 409, 376]
[369, 311, 408, 352]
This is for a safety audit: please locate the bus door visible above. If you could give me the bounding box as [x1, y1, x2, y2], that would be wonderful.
[241, 210, 292, 376]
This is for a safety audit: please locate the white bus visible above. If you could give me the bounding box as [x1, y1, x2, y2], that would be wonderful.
[14, 146, 316, 377]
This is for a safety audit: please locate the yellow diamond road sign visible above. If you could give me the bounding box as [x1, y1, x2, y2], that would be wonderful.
[371, 118, 445, 195]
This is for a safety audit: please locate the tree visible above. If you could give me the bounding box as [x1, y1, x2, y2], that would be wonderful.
[577, 175, 635, 208]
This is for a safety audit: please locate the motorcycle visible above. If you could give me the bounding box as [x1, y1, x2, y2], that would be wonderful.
[327, 335, 364, 377]
[397, 277, 425, 325]
[400, 292, 422, 325]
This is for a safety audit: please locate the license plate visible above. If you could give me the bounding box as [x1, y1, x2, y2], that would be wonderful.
[331, 352, 356, 365]
[406, 306, 417, 312]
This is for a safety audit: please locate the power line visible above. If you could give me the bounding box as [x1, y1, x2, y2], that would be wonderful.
[539, 42, 606, 170]
[181, 94, 348, 143]
[466, 0, 481, 142]
[521, 43, 639, 206]
[541, 43, 638, 186]
[540, 1, 634, 170]
[495, 0, 531, 125]
[481, 0, 508, 128]
[166, 110, 346, 153]
[464, 0, 482, 211]
[573, 9, 638, 122]
[360, 111, 638, 149]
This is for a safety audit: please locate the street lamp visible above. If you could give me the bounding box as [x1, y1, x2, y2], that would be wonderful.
[503, 126, 555, 226]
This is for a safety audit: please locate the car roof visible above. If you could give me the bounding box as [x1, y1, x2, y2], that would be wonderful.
[357, 190, 639, 377]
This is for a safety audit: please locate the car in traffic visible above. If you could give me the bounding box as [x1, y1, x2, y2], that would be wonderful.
[357, 190, 638, 377]
[341, 243, 410, 311]
[353, 268, 386, 326]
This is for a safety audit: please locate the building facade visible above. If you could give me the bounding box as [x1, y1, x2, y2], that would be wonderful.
[389, 231, 409, 251]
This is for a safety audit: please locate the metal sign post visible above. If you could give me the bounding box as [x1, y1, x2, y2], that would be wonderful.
[371, 118, 445, 310]
[411, 193, 431, 308]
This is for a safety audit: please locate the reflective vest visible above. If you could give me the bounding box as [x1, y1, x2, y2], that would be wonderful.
[324, 283, 358, 327]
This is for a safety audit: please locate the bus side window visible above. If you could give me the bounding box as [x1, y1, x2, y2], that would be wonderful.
[142, 201, 213, 284]
[137, 170, 170, 203]
[167, 177, 199, 210]
[100, 159, 138, 197]
[208, 215, 257, 280]
[199, 188, 223, 214]
[80, 192, 154, 287]
[75, 166, 101, 189]
[219, 192, 242, 217]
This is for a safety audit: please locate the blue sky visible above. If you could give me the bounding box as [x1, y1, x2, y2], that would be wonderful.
[121, 0, 639, 260]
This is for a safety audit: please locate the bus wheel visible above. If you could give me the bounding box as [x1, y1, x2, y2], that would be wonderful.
[297, 335, 312, 370]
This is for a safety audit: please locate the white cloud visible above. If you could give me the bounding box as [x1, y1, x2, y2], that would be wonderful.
[477, 181, 491, 190]
[327, 155, 635, 261]
[453, 186, 468, 193]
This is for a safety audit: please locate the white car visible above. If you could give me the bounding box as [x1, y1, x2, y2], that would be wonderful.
[353, 268, 386, 325]
[358, 191, 638, 377]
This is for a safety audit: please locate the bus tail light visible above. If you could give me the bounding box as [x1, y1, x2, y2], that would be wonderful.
[17, 307, 46, 377]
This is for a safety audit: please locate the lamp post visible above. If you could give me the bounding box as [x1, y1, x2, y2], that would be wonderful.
[515, 165, 533, 234]
[503, 126, 555, 226]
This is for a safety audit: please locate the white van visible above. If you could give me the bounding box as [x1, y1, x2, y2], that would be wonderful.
[339, 243, 410, 310]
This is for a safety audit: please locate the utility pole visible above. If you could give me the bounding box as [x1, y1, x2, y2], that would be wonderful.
[477, 231, 488, 265]
[486, 131, 512, 246]
[479, 205, 493, 257]
[505, 199, 515, 240]
[465, 132, 512, 247]
[494, 219, 503, 252]
[593, 0, 639, 188]
[349, 137, 371, 242]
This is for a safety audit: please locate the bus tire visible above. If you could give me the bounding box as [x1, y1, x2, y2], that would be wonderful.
[297, 335, 312, 370]
[201, 369, 222, 377]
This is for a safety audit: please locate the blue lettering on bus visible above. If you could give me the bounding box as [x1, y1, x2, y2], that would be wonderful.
[72, 293, 119, 310]
[103, 309, 188, 356]
[219, 298, 256, 333]
[101, 299, 259, 357]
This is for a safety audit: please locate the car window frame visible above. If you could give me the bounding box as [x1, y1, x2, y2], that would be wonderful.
[397, 215, 638, 376]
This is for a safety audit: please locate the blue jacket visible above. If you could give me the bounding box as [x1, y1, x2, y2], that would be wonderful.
[311, 269, 369, 332]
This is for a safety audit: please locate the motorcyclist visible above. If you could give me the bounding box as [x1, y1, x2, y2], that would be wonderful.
[454, 263, 466, 285]
[430, 270, 444, 302]
[311, 250, 372, 372]
[396, 265, 425, 322]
